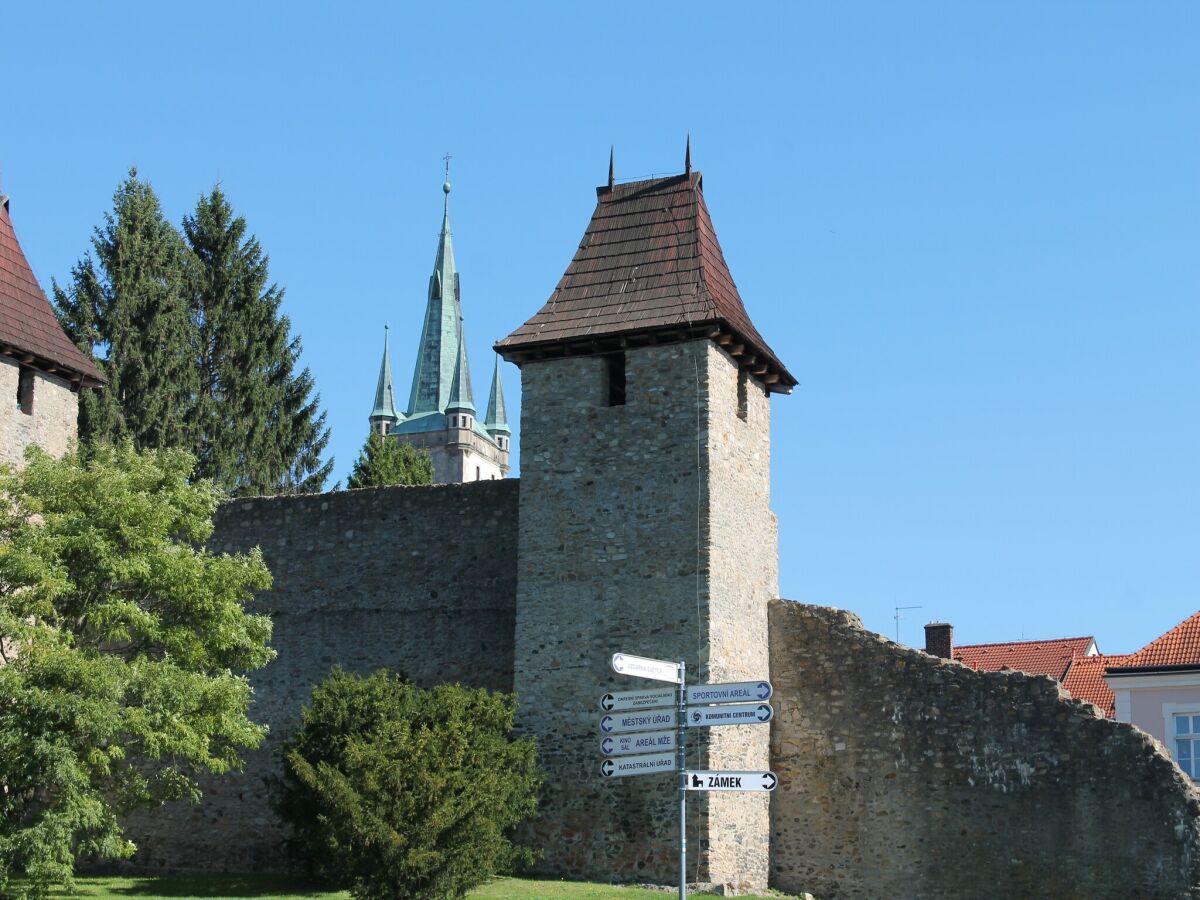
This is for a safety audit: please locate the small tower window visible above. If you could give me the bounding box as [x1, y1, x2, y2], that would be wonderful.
[605, 353, 626, 407]
[737, 369, 749, 422]
[16, 366, 34, 415]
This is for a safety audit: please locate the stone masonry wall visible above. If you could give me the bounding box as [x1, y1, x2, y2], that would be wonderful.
[769, 599, 1200, 899]
[119, 480, 519, 873]
[0, 358, 78, 466]
[512, 340, 777, 893]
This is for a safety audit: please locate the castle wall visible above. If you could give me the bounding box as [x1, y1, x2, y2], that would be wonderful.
[768, 599, 1200, 900]
[119, 480, 519, 873]
[0, 358, 78, 465]
[511, 340, 776, 893]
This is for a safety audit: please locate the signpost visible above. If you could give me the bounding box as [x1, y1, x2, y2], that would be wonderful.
[686, 702, 773, 728]
[685, 770, 778, 792]
[599, 709, 677, 734]
[610, 653, 682, 684]
[601, 653, 777, 900]
[600, 752, 678, 778]
[600, 686, 676, 711]
[601, 729, 677, 756]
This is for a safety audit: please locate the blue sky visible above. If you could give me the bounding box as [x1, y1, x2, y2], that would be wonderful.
[5, 3, 1198, 653]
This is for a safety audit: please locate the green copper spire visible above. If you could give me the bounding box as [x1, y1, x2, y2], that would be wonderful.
[484, 354, 509, 434]
[446, 324, 476, 413]
[406, 173, 464, 415]
[370, 324, 400, 425]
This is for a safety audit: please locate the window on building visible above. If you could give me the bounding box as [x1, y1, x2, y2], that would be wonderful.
[476, 466, 480, 481]
[1176, 714, 1200, 777]
[737, 368, 749, 421]
[605, 352, 626, 407]
[16, 366, 34, 415]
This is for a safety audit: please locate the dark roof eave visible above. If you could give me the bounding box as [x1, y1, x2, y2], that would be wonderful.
[1105, 663, 1200, 676]
[496, 320, 796, 394]
[1, 345, 105, 389]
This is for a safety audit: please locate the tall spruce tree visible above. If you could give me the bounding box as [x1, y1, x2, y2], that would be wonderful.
[53, 170, 196, 449]
[182, 187, 332, 494]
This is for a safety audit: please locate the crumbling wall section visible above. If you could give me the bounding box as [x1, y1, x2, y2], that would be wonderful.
[769, 599, 1200, 900]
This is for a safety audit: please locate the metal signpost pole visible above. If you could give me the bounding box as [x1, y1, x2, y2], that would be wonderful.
[677, 659, 687, 900]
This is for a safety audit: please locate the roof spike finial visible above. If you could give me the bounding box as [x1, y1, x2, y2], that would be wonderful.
[685, 133, 692, 176]
[608, 145, 615, 190]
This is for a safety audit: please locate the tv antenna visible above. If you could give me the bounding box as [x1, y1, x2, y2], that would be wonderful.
[894, 605, 923, 643]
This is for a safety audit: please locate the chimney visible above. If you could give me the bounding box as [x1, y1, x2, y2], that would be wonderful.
[924, 622, 953, 659]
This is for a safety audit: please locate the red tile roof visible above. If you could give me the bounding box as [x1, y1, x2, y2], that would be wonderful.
[1114, 610, 1200, 670]
[0, 198, 103, 385]
[496, 172, 795, 391]
[1062, 654, 1129, 717]
[954, 636, 1096, 681]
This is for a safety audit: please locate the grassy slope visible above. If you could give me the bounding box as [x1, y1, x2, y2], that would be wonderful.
[49, 875, 773, 899]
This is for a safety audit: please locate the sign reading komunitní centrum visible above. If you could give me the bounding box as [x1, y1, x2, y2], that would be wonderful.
[686, 702, 773, 728]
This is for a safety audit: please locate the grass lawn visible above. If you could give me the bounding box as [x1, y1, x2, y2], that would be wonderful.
[45, 875, 798, 899]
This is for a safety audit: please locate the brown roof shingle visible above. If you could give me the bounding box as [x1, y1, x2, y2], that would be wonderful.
[496, 172, 795, 390]
[0, 199, 103, 385]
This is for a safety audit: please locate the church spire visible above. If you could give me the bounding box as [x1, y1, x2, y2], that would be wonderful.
[406, 167, 464, 415]
[369, 325, 400, 433]
[484, 354, 510, 435]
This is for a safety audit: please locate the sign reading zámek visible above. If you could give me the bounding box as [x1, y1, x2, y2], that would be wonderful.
[685, 770, 778, 792]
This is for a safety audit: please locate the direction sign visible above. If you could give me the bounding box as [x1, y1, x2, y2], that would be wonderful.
[611, 653, 682, 684]
[686, 703, 772, 728]
[600, 752, 678, 779]
[599, 686, 676, 712]
[599, 708, 677, 734]
[601, 729, 678, 756]
[685, 770, 778, 792]
[686, 680, 772, 705]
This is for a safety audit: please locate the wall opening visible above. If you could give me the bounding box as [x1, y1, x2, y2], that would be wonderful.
[737, 368, 749, 421]
[16, 366, 34, 415]
[605, 353, 626, 407]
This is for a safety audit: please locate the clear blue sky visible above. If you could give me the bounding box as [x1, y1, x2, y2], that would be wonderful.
[5, 3, 1198, 653]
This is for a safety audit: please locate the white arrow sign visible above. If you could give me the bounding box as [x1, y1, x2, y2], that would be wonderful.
[685, 770, 778, 792]
[686, 680, 772, 705]
[599, 686, 676, 712]
[600, 752, 678, 779]
[611, 653, 682, 684]
[686, 703, 772, 728]
[599, 708, 677, 734]
[601, 729, 678, 756]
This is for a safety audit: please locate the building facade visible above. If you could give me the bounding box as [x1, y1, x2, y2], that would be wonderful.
[0, 194, 103, 465]
[368, 179, 510, 483]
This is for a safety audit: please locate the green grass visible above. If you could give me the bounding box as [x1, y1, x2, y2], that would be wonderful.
[42, 875, 797, 899]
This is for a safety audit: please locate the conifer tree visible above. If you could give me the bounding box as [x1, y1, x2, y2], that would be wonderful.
[53, 169, 196, 449]
[347, 433, 434, 488]
[182, 187, 332, 494]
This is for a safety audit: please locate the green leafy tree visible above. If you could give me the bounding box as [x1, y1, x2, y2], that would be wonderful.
[0, 444, 275, 899]
[347, 433, 434, 489]
[52, 169, 197, 450]
[182, 188, 333, 495]
[277, 669, 540, 900]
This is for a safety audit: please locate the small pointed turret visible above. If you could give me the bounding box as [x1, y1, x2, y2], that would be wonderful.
[684, 133, 692, 175]
[608, 146, 615, 191]
[369, 325, 401, 434]
[446, 327, 475, 415]
[484, 354, 510, 440]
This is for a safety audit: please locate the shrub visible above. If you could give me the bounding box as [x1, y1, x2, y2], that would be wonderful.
[277, 669, 540, 900]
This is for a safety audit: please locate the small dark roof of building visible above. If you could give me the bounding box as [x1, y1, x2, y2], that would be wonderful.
[496, 172, 795, 391]
[0, 198, 104, 385]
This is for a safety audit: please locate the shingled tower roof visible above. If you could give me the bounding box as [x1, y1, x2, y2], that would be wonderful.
[0, 197, 103, 386]
[496, 166, 795, 392]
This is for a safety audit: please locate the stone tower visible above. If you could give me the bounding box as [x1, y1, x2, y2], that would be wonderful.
[377, 175, 510, 482]
[496, 151, 795, 891]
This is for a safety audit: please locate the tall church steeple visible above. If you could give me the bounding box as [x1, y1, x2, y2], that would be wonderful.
[406, 170, 464, 416]
[369, 325, 401, 434]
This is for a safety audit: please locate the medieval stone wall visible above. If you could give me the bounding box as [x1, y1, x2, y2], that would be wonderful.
[511, 340, 776, 893]
[768, 599, 1200, 899]
[0, 358, 78, 465]
[119, 480, 519, 873]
